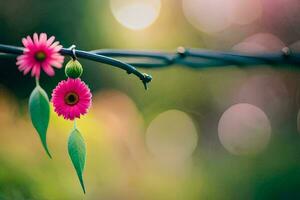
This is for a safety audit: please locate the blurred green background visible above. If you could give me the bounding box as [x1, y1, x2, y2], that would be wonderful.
[1, 0, 300, 199]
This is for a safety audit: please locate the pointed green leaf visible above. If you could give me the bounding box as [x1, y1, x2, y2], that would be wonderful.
[29, 86, 51, 158]
[68, 129, 86, 193]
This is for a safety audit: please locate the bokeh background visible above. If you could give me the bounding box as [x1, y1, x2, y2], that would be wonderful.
[1, 0, 300, 199]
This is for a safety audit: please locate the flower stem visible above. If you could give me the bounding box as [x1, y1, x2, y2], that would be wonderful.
[35, 77, 40, 87]
[73, 119, 77, 130]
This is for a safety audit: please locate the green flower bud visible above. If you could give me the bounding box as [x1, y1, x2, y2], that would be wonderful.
[65, 60, 83, 78]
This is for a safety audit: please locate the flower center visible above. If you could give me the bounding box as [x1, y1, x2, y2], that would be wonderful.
[34, 51, 46, 62]
[64, 92, 79, 106]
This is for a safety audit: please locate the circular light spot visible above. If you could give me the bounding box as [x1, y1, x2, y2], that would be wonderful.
[146, 110, 198, 163]
[110, 0, 161, 30]
[245, 33, 285, 51]
[234, 75, 290, 123]
[218, 103, 271, 155]
[233, 33, 286, 53]
[182, 0, 232, 33]
[262, 0, 300, 42]
[228, 0, 262, 25]
[232, 42, 269, 53]
[93, 90, 144, 139]
[92, 90, 145, 161]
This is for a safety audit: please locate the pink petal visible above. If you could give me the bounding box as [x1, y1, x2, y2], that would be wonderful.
[42, 63, 55, 76]
[33, 33, 39, 46]
[22, 38, 29, 47]
[46, 36, 55, 46]
[49, 41, 60, 49]
[23, 64, 33, 75]
[39, 33, 47, 44]
[50, 60, 63, 68]
[31, 64, 41, 78]
[52, 45, 62, 52]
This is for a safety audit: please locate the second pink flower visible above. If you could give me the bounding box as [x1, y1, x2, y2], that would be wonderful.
[52, 78, 92, 120]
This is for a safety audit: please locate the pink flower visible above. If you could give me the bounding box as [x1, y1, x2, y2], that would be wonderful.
[51, 78, 92, 120]
[16, 33, 64, 78]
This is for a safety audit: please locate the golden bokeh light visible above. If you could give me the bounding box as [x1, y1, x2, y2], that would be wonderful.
[146, 110, 198, 164]
[110, 0, 161, 30]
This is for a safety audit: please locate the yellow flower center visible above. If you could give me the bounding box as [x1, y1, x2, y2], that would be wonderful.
[34, 51, 46, 62]
[64, 92, 79, 106]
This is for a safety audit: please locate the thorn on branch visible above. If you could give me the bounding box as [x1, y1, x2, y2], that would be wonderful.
[282, 47, 290, 57]
[177, 46, 187, 57]
[141, 73, 152, 90]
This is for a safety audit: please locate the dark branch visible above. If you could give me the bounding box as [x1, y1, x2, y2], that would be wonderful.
[0, 44, 152, 90]
[92, 47, 300, 68]
[2, 44, 300, 90]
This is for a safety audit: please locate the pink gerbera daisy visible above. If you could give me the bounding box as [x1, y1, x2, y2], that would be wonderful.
[52, 78, 92, 120]
[16, 33, 64, 78]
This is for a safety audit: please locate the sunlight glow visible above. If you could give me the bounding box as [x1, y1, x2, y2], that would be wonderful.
[110, 0, 161, 30]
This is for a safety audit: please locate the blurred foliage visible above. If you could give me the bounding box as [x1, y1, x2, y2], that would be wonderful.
[0, 159, 37, 200]
[1, 0, 300, 199]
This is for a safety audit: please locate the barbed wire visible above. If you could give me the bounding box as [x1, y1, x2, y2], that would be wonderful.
[1, 44, 300, 89]
[92, 47, 300, 68]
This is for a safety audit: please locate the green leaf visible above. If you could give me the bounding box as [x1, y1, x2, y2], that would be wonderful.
[68, 129, 86, 193]
[29, 86, 51, 158]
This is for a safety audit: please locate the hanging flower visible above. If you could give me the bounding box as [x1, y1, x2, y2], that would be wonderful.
[16, 33, 64, 78]
[51, 78, 92, 120]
